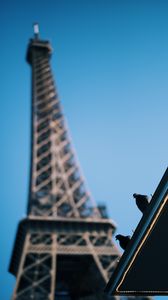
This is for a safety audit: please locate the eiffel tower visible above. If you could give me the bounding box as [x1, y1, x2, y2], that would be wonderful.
[9, 25, 151, 300]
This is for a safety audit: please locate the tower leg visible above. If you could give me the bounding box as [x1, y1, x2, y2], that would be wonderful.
[11, 232, 56, 300]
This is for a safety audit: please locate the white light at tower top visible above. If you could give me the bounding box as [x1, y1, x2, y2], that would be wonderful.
[33, 23, 39, 39]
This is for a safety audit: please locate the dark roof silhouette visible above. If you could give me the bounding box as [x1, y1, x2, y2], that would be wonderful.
[105, 167, 168, 296]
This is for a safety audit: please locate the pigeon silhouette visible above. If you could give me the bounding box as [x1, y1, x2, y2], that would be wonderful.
[115, 234, 131, 250]
[133, 193, 150, 213]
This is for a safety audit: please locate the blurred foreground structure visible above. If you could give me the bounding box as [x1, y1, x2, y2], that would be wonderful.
[9, 27, 151, 300]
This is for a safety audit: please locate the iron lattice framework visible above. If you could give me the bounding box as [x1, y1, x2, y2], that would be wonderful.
[9, 28, 151, 300]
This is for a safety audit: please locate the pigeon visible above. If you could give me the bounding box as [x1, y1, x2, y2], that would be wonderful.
[115, 234, 131, 250]
[133, 193, 150, 213]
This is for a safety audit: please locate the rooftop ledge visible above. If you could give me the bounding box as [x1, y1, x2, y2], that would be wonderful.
[105, 167, 168, 296]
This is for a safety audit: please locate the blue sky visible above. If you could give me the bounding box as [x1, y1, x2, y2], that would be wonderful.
[1, 1, 167, 299]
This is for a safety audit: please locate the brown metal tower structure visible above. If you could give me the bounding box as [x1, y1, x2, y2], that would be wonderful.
[9, 26, 150, 300]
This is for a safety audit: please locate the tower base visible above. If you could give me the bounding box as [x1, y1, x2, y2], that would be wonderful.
[9, 217, 120, 299]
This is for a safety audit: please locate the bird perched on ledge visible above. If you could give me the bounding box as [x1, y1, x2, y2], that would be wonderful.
[115, 234, 131, 250]
[133, 193, 150, 214]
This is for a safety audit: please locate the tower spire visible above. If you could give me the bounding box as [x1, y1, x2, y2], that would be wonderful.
[33, 22, 39, 39]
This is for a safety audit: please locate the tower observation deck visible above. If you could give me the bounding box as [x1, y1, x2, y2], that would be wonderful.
[9, 26, 151, 300]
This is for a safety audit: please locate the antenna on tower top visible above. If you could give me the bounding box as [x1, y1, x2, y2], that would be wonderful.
[33, 23, 39, 40]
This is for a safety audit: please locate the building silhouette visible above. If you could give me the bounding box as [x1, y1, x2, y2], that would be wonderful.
[9, 26, 151, 300]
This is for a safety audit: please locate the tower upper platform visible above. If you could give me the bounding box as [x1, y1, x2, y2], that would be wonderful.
[26, 25, 52, 64]
[26, 38, 52, 64]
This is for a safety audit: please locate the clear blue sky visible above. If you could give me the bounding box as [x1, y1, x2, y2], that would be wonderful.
[1, 1, 167, 299]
